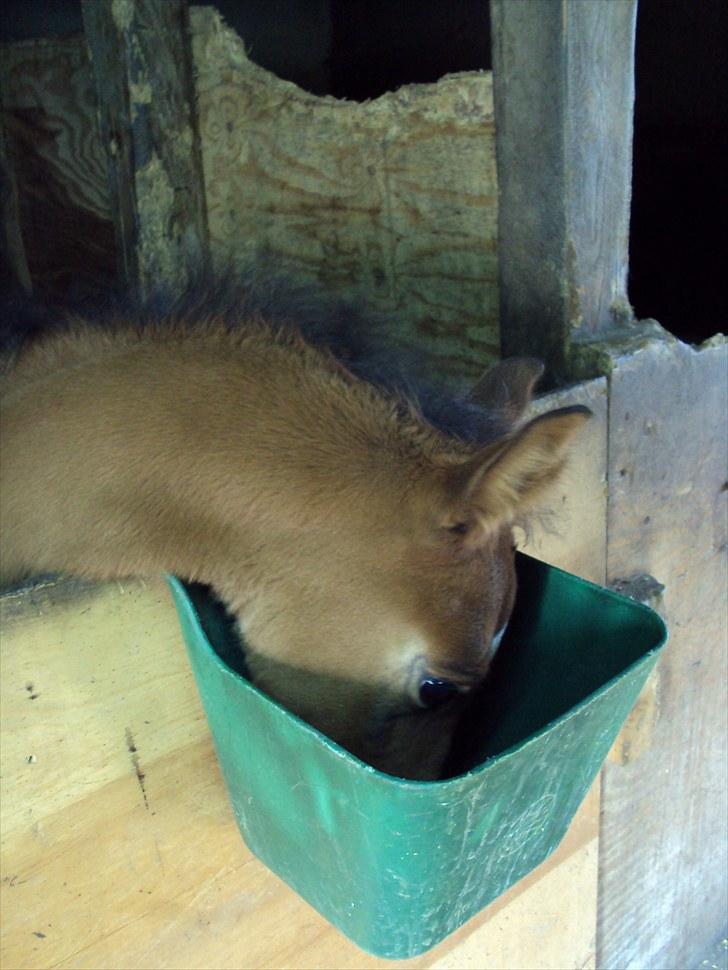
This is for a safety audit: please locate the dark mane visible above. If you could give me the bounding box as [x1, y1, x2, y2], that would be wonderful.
[0, 269, 505, 444]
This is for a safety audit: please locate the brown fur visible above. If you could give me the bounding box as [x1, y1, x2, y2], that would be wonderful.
[0, 314, 589, 778]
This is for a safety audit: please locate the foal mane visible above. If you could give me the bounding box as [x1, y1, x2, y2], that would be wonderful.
[0, 271, 512, 449]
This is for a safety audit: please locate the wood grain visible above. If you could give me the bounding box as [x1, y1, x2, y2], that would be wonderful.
[522, 377, 608, 586]
[191, 7, 500, 382]
[81, 0, 209, 298]
[491, 0, 637, 381]
[0, 35, 114, 295]
[2, 11, 499, 382]
[600, 334, 728, 969]
[0, 37, 109, 220]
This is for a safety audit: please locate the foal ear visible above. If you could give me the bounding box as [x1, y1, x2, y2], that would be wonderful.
[445, 405, 591, 536]
[468, 357, 545, 425]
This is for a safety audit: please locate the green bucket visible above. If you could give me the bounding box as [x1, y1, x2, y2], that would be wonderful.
[166, 553, 667, 959]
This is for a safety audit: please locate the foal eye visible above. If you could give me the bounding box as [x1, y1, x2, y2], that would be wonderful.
[418, 677, 459, 709]
[447, 522, 469, 536]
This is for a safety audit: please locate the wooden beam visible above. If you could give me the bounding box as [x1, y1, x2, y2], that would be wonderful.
[490, 0, 637, 382]
[81, 0, 209, 298]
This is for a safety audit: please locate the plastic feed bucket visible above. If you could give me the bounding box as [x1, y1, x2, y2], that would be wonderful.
[166, 553, 667, 959]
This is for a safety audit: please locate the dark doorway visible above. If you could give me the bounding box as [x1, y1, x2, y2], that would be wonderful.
[630, 0, 727, 342]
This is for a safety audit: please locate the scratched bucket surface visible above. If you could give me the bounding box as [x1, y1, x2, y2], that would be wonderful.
[166, 553, 667, 959]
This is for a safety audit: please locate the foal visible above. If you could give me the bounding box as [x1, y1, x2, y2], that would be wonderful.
[0, 297, 589, 777]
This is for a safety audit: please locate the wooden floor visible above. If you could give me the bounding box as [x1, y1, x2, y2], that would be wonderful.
[0, 575, 599, 970]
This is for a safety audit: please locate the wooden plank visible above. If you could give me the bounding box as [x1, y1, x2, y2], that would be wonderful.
[190, 6, 500, 382]
[81, 0, 209, 298]
[0, 35, 114, 295]
[600, 334, 728, 969]
[522, 377, 608, 586]
[490, 0, 637, 382]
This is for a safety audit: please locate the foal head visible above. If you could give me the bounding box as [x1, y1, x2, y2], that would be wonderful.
[224, 357, 589, 779]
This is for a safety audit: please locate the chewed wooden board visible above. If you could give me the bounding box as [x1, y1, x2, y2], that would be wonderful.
[0, 575, 599, 970]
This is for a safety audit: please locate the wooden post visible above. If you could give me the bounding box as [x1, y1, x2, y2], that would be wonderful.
[601, 335, 728, 969]
[81, 0, 209, 298]
[490, 0, 637, 382]
[491, 5, 728, 966]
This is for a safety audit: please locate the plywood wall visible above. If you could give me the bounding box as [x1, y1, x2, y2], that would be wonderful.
[2, 9, 500, 380]
[0, 36, 115, 293]
[190, 6, 500, 380]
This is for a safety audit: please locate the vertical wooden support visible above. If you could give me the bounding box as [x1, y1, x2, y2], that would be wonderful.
[491, 3, 727, 966]
[490, 0, 636, 382]
[0, 121, 31, 295]
[601, 336, 728, 970]
[81, 0, 208, 298]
